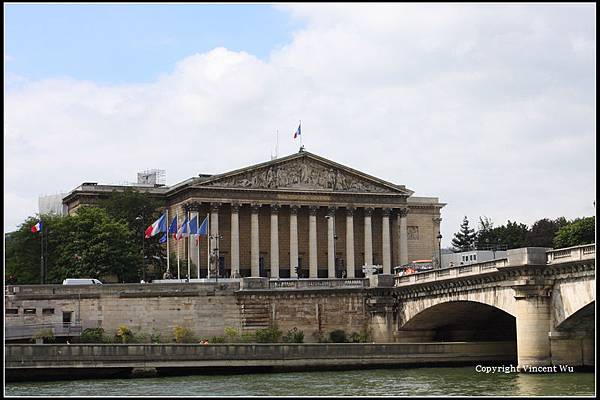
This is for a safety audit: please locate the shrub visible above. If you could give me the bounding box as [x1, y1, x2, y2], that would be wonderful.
[282, 327, 304, 343]
[173, 326, 195, 343]
[115, 325, 133, 343]
[133, 332, 150, 343]
[329, 329, 348, 343]
[210, 336, 226, 343]
[80, 328, 106, 343]
[240, 333, 256, 343]
[255, 326, 282, 343]
[32, 328, 55, 343]
[224, 326, 238, 342]
[349, 332, 361, 343]
[150, 331, 162, 343]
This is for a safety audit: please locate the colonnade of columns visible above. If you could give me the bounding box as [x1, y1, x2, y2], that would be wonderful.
[197, 203, 410, 278]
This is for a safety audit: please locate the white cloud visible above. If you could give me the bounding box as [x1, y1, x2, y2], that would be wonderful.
[4, 4, 596, 246]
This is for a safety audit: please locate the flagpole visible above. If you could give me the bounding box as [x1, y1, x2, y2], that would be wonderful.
[187, 210, 191, 281]
[166, 209, 170, 273]
[39, 219, 44, 284]
[177, 210, 180, 280]
[196, 211, 200, 280]
[299, 120, 303, 148]
[207, 212, 211, 279]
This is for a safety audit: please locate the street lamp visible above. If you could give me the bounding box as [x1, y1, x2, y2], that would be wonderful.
[136, 216, 146, 282]
[436, 233, 443, 269]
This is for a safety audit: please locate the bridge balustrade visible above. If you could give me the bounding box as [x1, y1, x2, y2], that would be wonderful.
[547, 244, 595, 264]
[268, 278, 368, 290]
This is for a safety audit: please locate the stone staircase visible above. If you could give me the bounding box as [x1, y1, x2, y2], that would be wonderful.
[239, 301, 271, 331]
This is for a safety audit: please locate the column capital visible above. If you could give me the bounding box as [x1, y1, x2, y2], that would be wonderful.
[327, 206, 337, 217]
[183, 201, 202, 212]
[309, 205, 319, 216]
[210, 202, 221, 212]
[397, 207, 409, 218]
[231, 202, 241, 213]
[364, 207, 374, 217]
[251, 203, 261, 213]
[290, 204, 300, 215]
[433, 216, 442, 223]
[382, 207, 392, 217]
[346, 206, 356, 216]
[271, 203, 281, 213]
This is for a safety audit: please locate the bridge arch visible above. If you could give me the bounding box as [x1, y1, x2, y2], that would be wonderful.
[552, 278, 595, 329]
[398, 300, 516, 342]
[555, 300, 595, 332]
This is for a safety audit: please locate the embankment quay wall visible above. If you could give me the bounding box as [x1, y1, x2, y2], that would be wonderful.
[5, 342, 516, 382]
[5, 282, 371, 341]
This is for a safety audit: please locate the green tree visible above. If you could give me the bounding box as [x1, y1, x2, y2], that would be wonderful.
[5, 214, 66, 284]
[98, 188, 166, 280]
[475, 216, 501, 250]
[553, 217, 595, 248]
[494, 220, 529, 250]
[526, 218, 568, 248]
[53, 207, 138, 282]
[451, 216, 476, 252]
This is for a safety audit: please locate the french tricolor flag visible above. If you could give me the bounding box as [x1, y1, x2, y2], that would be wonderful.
[31, 221, 42, 233]
[144, 212, 167, 239]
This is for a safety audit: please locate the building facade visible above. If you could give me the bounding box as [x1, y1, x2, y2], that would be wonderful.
[63, 151, 445, 279]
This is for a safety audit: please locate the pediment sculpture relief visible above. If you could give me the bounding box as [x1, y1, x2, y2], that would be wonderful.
[206, 159, 390, 193]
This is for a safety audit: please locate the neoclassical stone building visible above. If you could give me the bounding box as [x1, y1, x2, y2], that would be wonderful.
[63, 151, 445, 279]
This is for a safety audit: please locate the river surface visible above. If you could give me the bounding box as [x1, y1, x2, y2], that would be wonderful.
[5, 367, 595, 397]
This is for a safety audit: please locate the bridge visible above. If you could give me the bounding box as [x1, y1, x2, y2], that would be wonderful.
[365, 244, 595, 369]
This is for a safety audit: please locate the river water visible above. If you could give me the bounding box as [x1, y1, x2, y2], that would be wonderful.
[5, 367, 595, 397]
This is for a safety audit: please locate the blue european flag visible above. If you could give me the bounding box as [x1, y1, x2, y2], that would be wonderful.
[198, 216, 209, 235]
[159, 233, 167, 244]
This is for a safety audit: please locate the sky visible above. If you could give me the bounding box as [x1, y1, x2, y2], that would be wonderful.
[4, 3, 596, 247]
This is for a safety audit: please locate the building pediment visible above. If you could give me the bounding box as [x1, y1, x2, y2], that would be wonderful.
[194, 151, 413, 195]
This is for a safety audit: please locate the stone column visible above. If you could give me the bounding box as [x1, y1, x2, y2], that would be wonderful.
[309, 205, 318, 278]
[398, 207, 409, 265]
[346, 207, 355, 278]
[290, 205, 299, 278]
[514, 285, 553, 368]
[364, 207, 373, 267]
[230, 203, 240, 278]
[251, 204, 260, 277]
[327, 206, 336, 278]
[209, 203, 220, 278]
[270, 204, 280, 278]
[382, 208, 391, 274]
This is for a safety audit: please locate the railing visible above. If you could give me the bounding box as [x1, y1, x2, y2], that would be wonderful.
[395, 258, 508, 287]
[547, 244, 595, 264]
[5, 323, 82, 340]
[269, 278, 369, 290]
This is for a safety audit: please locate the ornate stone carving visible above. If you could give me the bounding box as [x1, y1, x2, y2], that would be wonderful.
[183, 201, 202, 212]
[364, 207, 374, 217]
[309, 205, 319, 216]
[382, 208, 391, 217]
[251, 203, 261, 213]
[271, 204, 281, 213]
[290, 205, 300, 215]
[346, 206, 355, 216]
[327, 206, 337, 217]
[407, 226, 419, 240]
[398, 207, 409, 218]
[210, 202, 221, 212]
[204, 158, 390, 193]
[231, 203, 241, 213]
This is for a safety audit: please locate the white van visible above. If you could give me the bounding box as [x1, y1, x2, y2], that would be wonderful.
[62, 278, 103, 285]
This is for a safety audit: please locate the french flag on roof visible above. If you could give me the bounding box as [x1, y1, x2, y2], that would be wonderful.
[144, 212, 167, 239]
[31, 221, 42, 233]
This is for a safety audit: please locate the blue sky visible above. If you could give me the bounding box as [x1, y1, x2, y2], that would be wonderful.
[6, 4, 299, 84]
